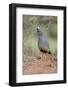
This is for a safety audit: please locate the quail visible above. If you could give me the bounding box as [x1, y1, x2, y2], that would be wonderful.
[37, 27, 51, 54]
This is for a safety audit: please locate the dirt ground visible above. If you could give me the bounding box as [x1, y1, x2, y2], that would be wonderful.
[23, 53, 57, 75]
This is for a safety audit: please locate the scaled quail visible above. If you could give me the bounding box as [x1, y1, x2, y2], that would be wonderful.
[37, 27, 51, 54]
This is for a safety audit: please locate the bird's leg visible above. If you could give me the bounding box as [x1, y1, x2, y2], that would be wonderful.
[41, 52, 44, 60]
[37, 52, 43, 60]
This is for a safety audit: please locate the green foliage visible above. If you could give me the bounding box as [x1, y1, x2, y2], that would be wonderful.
[23, 15, 57, 56]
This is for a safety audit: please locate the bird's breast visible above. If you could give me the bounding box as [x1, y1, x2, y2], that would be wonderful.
[38, 36, 49, 49]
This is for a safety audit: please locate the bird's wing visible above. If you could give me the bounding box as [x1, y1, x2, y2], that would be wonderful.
[38, 36, 50, 49]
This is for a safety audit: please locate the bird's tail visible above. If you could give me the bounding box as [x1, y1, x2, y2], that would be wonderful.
[40, 49, 52, 54]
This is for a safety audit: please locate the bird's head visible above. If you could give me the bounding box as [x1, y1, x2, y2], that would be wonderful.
[37, 26, 40, 32]
[37, 26, 43, 36]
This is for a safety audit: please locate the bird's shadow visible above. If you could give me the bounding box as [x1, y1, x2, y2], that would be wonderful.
[5, 82, 9, 85]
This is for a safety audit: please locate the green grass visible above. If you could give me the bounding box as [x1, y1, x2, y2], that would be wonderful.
[23, 15, 57, 57]
[24, 36, 57, 56]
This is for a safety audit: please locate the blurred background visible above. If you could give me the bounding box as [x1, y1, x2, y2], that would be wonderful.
[23, 15, 57, 57]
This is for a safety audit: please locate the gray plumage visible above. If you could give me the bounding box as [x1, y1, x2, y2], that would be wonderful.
[37, 27, 51, 54]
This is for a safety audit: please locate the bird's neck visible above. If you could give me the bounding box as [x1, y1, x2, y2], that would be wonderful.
[38, 34, 45, 40]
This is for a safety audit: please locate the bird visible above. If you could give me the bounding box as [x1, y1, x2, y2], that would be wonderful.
[37, 26, 51, 54]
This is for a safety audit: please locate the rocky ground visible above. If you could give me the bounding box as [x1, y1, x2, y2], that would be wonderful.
[23, 53, 57, 75]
